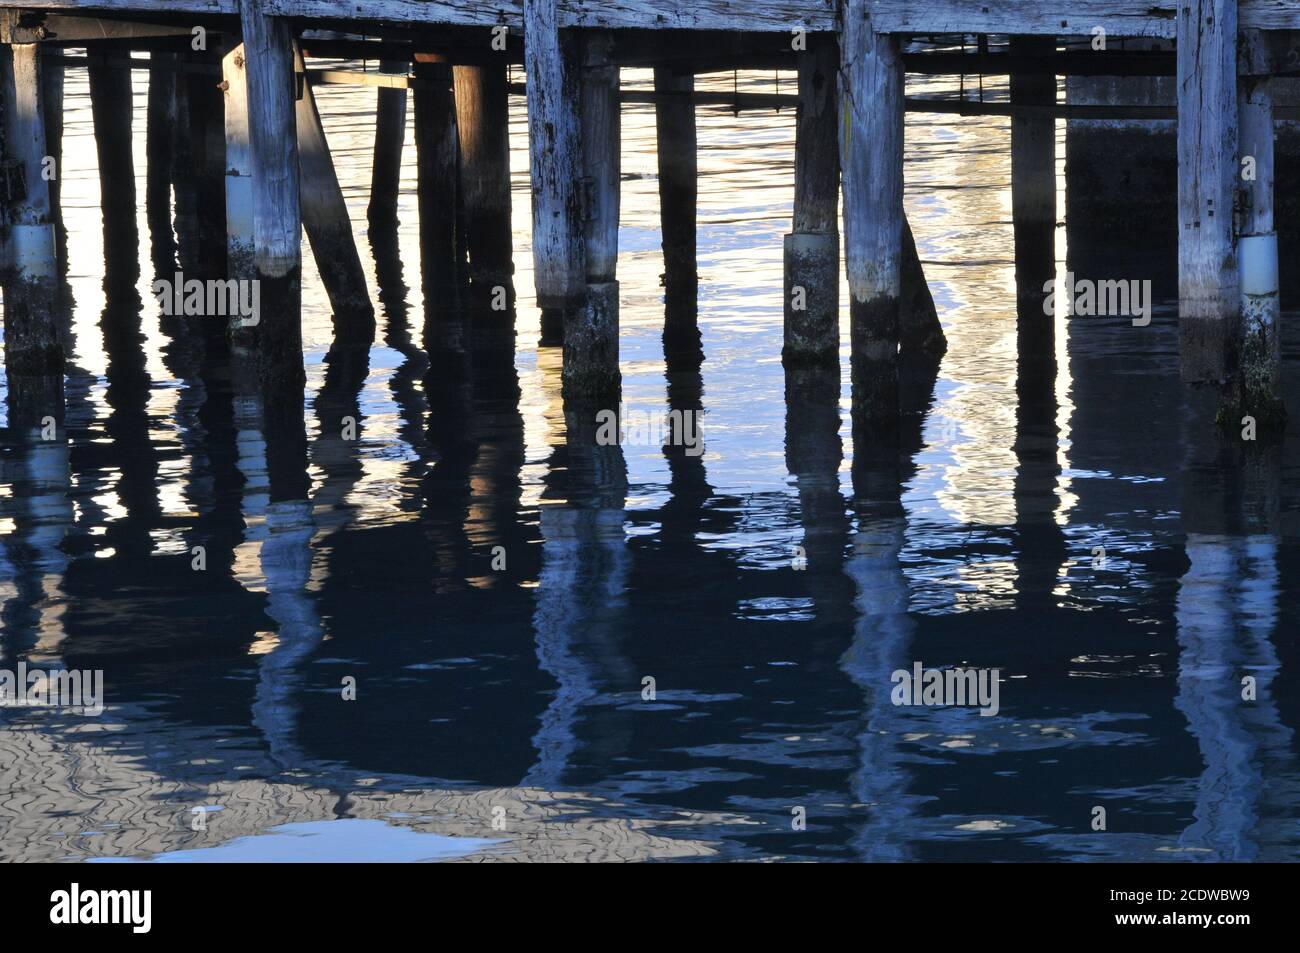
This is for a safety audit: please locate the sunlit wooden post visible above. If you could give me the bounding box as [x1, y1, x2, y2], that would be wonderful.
[524, 0, 584, 345]
[414, 52, 461, 296]
[223, 43, 255, 291]
[239, 0, 303, 387]
[454, 57, 514, 300]
[841, 4, 903, 431]
[784, 35, 839, 367]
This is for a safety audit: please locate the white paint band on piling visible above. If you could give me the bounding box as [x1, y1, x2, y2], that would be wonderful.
[1239, 233, 1278, 298]
[9, 224, 58, 279]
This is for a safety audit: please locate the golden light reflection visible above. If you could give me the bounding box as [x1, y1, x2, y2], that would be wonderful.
[1052, 116, 1078, 528]
[908, 77, 1021, 530]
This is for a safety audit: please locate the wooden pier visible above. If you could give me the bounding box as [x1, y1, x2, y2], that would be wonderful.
[2, 0, 1298, 441]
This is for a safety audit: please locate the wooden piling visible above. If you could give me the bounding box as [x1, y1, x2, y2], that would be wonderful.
[413, 52, 461, 297]
[841, 5, 903, 428]
[238, 0, 303, 387]
[1176, 0, 1239, 384]
[186, 50, 228, 277]
[1, 43, 61, 377]
[1010, 36, 1057, 358]
[223, 44, 255, 288]
[1236, 59, 1284, 428]
[581, 32, 619, 286]
[654, 64, 699, 360]
[170, 64, 200, 273]
[454, 59, 514, 298]
[146, 50, 177, 273]
[369, 59, 407, 228]
[294, 45, 375, 335]
[88, 52, 138, 289]
[784, 37, 839, 367]
[564, 31, 621, 401]
[783, 232, 838, 364]
[524, 0, 584, 345]
[564, 281, 620, 402]
[900, 217, 944, 354]
[40, 46, 64, 271]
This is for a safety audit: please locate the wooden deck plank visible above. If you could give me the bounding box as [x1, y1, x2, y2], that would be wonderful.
[0, 0, 1296, 35]
[864, 0, 1178, 38]
[0, 1, 236, 13]
[271, 0, 836, 32]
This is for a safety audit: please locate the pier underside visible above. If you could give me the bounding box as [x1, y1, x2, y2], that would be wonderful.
[2, 0, 1298, 433]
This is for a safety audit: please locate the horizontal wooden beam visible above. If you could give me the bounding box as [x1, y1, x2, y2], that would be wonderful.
[864, 1, 1178, 38]
[23, 47, 1300, 120]
[0, 0, 1296, 36]
[903, 49, 1175, 76]
[46, 50, 223, 73]
[1242, 1, 1300, 31]
[0, 1, 236, 13]
[866, 1, 1300, 37]
[0, 11, 197, 42]
[1240, 27, 1300, 74]
[312, 67, 414, 88]
[270, 0, 1300, 34]
[267, 0, 835, 32]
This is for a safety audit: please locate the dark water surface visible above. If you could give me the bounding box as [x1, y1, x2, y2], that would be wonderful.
[2, 64, 1299, 862]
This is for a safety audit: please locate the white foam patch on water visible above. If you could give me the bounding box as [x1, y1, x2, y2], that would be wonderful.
[90, 818, 503, 864]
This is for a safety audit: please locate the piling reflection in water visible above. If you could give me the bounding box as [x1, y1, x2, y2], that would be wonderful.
[2, 65, 1300, 863]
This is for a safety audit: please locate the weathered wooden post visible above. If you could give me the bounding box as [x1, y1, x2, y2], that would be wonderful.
[294, 46, 374, 335]
[146, 50, 177, 273]
[1, 43, 61, 379]
[88, 51, 138, 289]
[1236, 32, 1283, 428]
[239, 0, 303, 387]
[900, 217, 943, 354]
[654, 64, 698, 361]
[841, 4, 903, 432]
[40, 46, 64, 270]
[186, 50, 228, 277]
[369, 58, 407, 228]
[524, 0, 584, 345]
[454, 57, 514, 300]
[1176, 0, 1238, 384]
[171, 63, 201, 273]
[565, 30, 620, 401]
[223, 43, 255, 289]
[414, 52, 461, 297]
[784, 36, 839, 367]
[1010, 36, 1056, 358]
